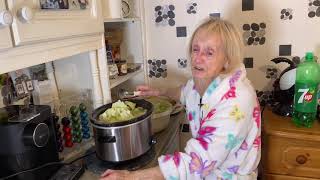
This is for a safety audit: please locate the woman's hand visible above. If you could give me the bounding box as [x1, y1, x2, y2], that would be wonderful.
[100, 167, 164, 180]
[136, 85, 161, 96]
[100, 169, 133, 180]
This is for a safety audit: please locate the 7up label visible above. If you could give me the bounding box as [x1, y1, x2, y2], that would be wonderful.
[294, 83, 318, 112]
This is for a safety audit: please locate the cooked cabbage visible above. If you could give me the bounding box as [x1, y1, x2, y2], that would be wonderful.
[99, 100, 146, 124]
[146, 97, 172, 114]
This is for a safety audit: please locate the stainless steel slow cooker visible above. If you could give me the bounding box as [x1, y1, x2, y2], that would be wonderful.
[90, 99, 154, 162]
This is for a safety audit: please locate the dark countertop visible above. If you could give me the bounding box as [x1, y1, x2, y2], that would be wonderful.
[80, 111, 185, 179]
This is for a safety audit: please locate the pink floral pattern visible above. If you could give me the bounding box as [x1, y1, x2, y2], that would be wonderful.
[253, 136, 261, 148]
[162, 152, 181, 167]
[163, 154, 172, 162]
[221, 70, 242, 101]
[188, 112, 193, 121]
[253, 106, 261, 128]
[196, 108, 217, 150]
[200, 109, 216, 125]
[173, 152, 181, 167]
[221, 86, 236, 101]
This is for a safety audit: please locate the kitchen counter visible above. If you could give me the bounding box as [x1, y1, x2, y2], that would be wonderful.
[80, 111, 185, 179]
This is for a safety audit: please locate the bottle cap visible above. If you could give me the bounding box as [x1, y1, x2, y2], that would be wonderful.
[305, 52, 314, 62]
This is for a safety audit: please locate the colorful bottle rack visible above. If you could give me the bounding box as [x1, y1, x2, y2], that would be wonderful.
[70, 106, 82, 143]
[79, 103, 90, 139]
[61, 117, 73, 148]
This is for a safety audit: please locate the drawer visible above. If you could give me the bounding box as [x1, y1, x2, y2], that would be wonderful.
[264, 173, 319, 180]
[264, 135, 320, 178]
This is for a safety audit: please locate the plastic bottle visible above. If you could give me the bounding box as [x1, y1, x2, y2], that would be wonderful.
[293, 52, 320, 127]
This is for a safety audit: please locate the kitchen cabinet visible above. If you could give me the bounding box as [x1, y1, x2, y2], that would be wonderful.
[6, 0, 103, 46]
[262, 108, 320, 180]
[0, 0, 105, 74]
[0, 0, 13, 50]
[102, 0, 147, 99]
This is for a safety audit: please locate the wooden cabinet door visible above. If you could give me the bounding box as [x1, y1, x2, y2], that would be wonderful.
[264, 173, 319, 180]
[6, 0, 103, 46]
[264, 135, 320, 179]
[0, 0, 13, 50]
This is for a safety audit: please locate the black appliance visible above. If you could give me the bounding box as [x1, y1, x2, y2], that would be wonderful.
[271, 57, 297, 117]
[0, 105, 60, 180]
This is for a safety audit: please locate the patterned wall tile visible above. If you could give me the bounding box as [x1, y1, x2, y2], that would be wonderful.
[242, 23, 266, 46]
[187, 2, 197, 14]
[178, 58, 187, 68]
[308, 0, 320, 18]
[148, 59, 167, 78]
[280, 8, 293, 20]
[154, 5, 176, 26]
[266, 67, 278, 79]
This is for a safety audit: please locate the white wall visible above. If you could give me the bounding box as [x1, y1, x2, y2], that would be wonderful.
[144, 0, 320, 91]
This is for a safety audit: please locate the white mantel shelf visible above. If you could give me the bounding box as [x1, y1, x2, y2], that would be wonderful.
[110, 68, 143, 89]
[104, 17, 140, 23]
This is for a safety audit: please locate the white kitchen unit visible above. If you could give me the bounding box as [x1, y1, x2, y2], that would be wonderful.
[0, 0, 104, 73]
[0, 0, 110, 109]
[6, 0, 103, 46]
[103, 0, 148, 100]
[0, 0, 149, 107]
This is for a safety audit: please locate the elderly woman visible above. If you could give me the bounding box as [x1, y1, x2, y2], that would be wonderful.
[100, 18, 261, 180]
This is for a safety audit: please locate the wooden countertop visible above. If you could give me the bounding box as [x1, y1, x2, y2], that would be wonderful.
[263, 107, 320, 141]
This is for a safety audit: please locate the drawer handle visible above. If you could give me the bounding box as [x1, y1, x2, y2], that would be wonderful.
[296, 155, 307, 164]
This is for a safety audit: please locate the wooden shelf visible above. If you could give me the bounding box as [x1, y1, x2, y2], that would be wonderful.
[110, 69, 143, 89]
[104, 17, 140, 23]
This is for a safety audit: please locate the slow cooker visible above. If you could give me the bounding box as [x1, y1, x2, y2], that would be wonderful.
[90, 99, 154, 162]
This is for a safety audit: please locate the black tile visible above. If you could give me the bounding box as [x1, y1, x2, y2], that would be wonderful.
[242, 0, 254, 11]
[243, 57, 254, 68]
[176, 26, 187, 37]
[209, 12, 221, 18]
[279, 45, 292, 56]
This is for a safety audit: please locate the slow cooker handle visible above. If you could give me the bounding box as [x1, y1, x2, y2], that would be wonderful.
[149, 136, 157, 146]
[97, 135, 116, 143]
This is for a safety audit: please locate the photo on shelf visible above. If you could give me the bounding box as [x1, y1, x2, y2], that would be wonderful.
[29, 63, 49, 81]
[9, 69, 33, 99]
[40, 0, 69, 9]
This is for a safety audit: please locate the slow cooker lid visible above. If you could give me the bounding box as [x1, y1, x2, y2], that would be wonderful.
[90, 99, 153, 127]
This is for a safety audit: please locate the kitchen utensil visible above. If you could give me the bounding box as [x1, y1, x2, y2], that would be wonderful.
[271, 57, 297, 117]
[90, 99, 155, 162]
[118, 89, 141, 100]
[145, 97, 173, 134]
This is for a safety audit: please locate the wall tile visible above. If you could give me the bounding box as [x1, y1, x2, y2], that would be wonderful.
[242, 0, 254, 11]
[176, 26, 187, 37]
[279, 45, 292, 56]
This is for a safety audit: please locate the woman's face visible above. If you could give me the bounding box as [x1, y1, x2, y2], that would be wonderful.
[191, 29, 227, 80]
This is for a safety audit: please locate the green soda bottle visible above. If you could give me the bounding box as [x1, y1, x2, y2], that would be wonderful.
[293, 52, 320, 127]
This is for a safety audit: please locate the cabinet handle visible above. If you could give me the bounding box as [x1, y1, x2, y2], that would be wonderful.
[18, 7, 33, 22]
[0, 10, 13, 26]
[296, 155, 307, 165]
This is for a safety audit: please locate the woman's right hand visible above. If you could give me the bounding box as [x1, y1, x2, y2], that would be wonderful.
[136, 85, 161, 97]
